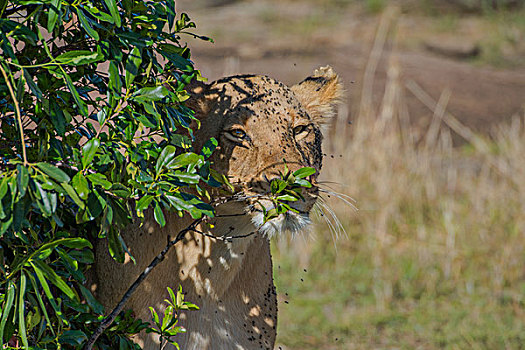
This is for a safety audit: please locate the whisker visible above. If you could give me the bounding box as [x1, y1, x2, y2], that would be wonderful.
[318, 186, 357, 203]
[317, 197, 347, 239]
[313, 202, 339, 251]
[319, 188, 358, 211]
[315, 201, 340, 238]
[317, 180, 349, 187]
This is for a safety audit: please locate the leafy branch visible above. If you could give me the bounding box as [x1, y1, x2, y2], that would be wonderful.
[0, 0, 215, 348]
[83, 218, 202, 350]
[147, 285, 199, 350]
[259, 165, 316, 222]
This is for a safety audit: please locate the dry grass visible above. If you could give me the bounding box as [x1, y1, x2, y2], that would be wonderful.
[273, 8, 525, 350]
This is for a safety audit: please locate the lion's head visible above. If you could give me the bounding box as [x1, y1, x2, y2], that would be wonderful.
[189, 66, 343, 237]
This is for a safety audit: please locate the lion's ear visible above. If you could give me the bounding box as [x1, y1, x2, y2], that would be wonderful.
[184, 80, 212, 117]
[291, 66, 344, 124]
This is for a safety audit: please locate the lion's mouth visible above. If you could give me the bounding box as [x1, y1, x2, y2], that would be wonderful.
[250, 206, 312, 238]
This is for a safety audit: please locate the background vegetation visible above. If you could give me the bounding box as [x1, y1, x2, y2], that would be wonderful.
[272, 9, 525, 350]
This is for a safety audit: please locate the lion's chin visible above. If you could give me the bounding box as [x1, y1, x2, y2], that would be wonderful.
[251, 210, 311, 238]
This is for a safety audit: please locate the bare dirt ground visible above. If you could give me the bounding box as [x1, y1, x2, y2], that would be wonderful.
[177, 0, 525, 137]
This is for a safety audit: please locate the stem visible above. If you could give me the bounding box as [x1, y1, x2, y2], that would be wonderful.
[0, 64, 27, 166]
[83, 196, 251, 349]
[83, 218, 203, 350]
[94, 92, 127, 140]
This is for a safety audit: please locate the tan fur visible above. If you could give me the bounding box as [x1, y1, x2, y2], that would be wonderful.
[94, 67, 343, 349]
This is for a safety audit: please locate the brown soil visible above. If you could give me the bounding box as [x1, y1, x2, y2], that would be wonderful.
[177, 0, 525, 137]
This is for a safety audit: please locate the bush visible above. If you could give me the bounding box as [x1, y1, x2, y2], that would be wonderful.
[0, 0, 216, 348]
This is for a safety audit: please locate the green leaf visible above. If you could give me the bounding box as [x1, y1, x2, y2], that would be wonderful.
[0, 0, 7, 18]
[69, 249, 94, 264]
[79, 285, 104, 315]
[2, 19, 37, 46]
[125, 47, 142, 89]
[271, 179, 287, 194]
[18, 272, 28, 349]
[149, 307, 159, 325]
[108, 60, 122, 103]
[294, 178, 312, 188]
[56, 248, 83, 283]
[49, 99, 67, 135]
[47, 0, 62, 32]
[167, 287, 176, 305]
[83, 190, 106, 221]
[176, 285, 183, 306]
[157, 44, 193, 70]
[0, 176, 8, 201]
[33, 238, 92, 257]
[265, 208, 279, 221]
[103, 0, 121, 26]
[156, 145, 177, 174]
[62, 69, 88, 116]
[82, 138, 100, 169]
[201, 138, 218, 158]
[61, 182, 85, 209]
[293, 167, 316, 179]
[109, 183, 131, 198]
[31, 260, 78, 301]
[96, 107, 109, 125]
[168, 153, 203, 170]
[76, 7, 99, 40]
[154, 200, 166, 227]
[172, 171, 200, 184]
[136, 195, 154, 212]
[23, 69, 42, 99]
[165, 194, 192, 212]
[59, 330, 87, 346]
[276, 194, 299, 202]
[16, 164, 29, 197]
[30, 261, 67, 325]
[83, 5, 113, 23]
[107, 227, 125, 263]
[35, 181, 52, 217]
[0, 280, 15, 347]
[36, 162, 70, 183]
[72, 173, 89, 200]
[55, 50, 103, 66]
[161, 305, 174, 330]
[87, 173, 112, 190]
[133, 86, 170, 102]
[27, 273, 55, 336]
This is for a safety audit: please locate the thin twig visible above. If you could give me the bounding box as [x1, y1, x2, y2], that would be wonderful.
[0, 64, 27, 166]
[193, 228, 256, 242]
[83, 192, 279, 348]
[84, 218, 203, 350]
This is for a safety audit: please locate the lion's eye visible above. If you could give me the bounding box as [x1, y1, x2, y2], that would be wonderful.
[225, 129, 247, 141]
[293, 125, 309, 136]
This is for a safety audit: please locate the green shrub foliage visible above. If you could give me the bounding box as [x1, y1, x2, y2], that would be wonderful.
[0, 0, 216, 348]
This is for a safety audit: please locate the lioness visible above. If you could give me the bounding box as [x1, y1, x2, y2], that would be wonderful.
[94, 66, 343, 349]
